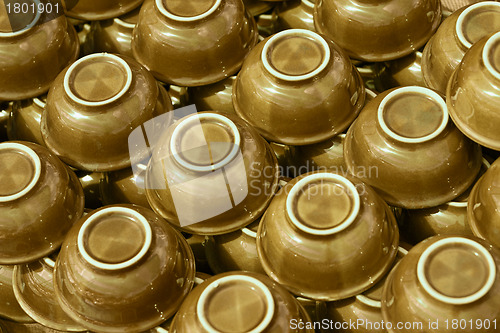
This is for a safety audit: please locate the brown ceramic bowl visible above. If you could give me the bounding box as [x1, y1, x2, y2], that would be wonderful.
[13, 257, 86, 332]
[64, 0, 143, 20]
[344, 86, 483, 209]
[243, 0, 275, 16]
[257, 171, 399, 301]
[169, 271, 315, 333]
[204, 219, 265, 274]
[314, 0, 441, 62]
[375, 51, 425, 91]
[234, 29, 365, 145]
[295, 134, 347, 175]
[145, 111, 279, 235]
[132, 0, 259, 86]
[268, 142, 298, 177]
[0, 141, 84, 264]
[0, 265, 34, 323]
[54, 204, 195, 333]
[468, 157, 500, 249]
[184, 233, 211, 274]
[382, 235, 500, 332]
[276, 0, 315, 31]
[447, 31, 500, 150]
[422, 2, 500, 94]
[400, 158, 490, 244]
[75, 170, 103, 209]
[41, 53, 173, 172]
[8, 96, 46, 146]
[188, 76, 237, 115]
[0, 2, 79, 101]
[326, 247, 408, 333]
[87, 6, 141, 57]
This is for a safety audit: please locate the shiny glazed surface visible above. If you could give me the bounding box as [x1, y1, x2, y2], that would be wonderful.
[169, 271, 315, 333]
[54, 205, 195, 333]
[277, 0, 315, 31]
[314, 0, 441, 62]
[100, 164, 151, 209]
[0, 265, 34, 323]
[0, 15, 79, 101]
[0, 142, 85, 264]
[64, 0, 143, 20]
[132, 0, 259, 86]
[41, 55, 172, 172]
[257, 172, 399, 301]
[188, 76, 237, 114]
[8, 97, 46, 146]
[233, 31, 365, 145]
[344, 88, 482, 209]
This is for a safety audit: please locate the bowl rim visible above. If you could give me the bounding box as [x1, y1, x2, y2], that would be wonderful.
[456, 1, 500, 49]
[155, 0, 222, 22]
[483, 31, 500, 80]
[0, 0, 42, 38]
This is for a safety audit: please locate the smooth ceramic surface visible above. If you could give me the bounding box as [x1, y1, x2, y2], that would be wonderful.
[87, 6, 141, 57]
[54, 205, 195, 333]
[243, 0, 275, 16]
[447, 31, 500, 150]
[75, 170, 103, 209]
[314, 0, 441, 62]
[468, 158, 500, 249]
[41, 53, 173, 172]
[441, 0, 492, 16]
[188, 77, 236, 115]
[13, 257, 86, 332]
[145, 111, 279, 235]
[422, 2, 500, 94]
[257, 171, 399, 301]
[401, 158, 490, 244]
[344, 86, 482, 209]
[100, 163, 150, 209]
[382, 235, 500, 332]
[326, 247, 408, 333]
[234, 29, 365, 145]
[0, 265, 34, 323]
[295, 134, 347, 175]
[64, 0, 143, 20]
[184, 234, 211, 274]
[204, 219, 265, 274]
[132, 0, 259, 86]
[169, 271, 315, 333]
[0, 141, 84, 264]
[0, 6, 79, 101]
[8, 96, 46, 146]
[375, 51, 425, 91]
[276, 0, 315, 31]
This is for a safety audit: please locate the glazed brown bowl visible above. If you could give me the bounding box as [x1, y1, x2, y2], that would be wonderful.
[188, 76, 237, 115]
[375, 50, 425, 91]
[344, 86, 483, 209]
[145, 111, 279, 235]
[314, 0, 441, 62]
[204, 219, 265, 274]
[468, 157, 500, 249]
[132, 0, 259, 86]
[276, 0, 315, 31]
[446, 31, 500, 150]
[13, 257, 86, 332]
[295, 133, 347, 174]
[8, 96, 46, 146]
[233, 29, 365, 145]
[100, 163, 150, 209]
[169, 271, 314, 333]
[243, 0, 274, 16]
[64, 0, 143, 20]
[422, 1, 500, 94]
[257, 171, 399, 301]
[0, 141, 84, 264]
[54, 204, 195, 333]
[0, 265, 34, 323]
[41, 53, 173, 172]
[382, 235, 500, 333]
[75, 170, 103, 209]
[0, 1, 79, 101]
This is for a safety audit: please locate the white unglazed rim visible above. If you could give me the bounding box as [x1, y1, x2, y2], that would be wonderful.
[242, 227, 257, 238]
[155, 0, 222, 22]
[197, 275, 275, 333]
[42, 257, 56, 268]
[77, 207, 152, 270]
[449, 158, 491, 207]
[261, 29, 331, 81]
[377, 86, 449, 144]
[483, 31, 500, 80]
[0, 0, 41, 37]
[356, 246, 408, 308]
[0, 143, 41, 202]
[456, 2, 500, 49]
[286, 173, 360, 236]
[33, 97, 46, 108]
[301, 0, 314, 8]
[63, 53, 133, 107]
[170, 113, 241, 172]
[417, 237, 497, 305]
[113, 17, 136, 29]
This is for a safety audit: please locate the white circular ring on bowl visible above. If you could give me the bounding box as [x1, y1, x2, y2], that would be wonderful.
[456, 2, 500, 49]
[483, 31, 500, 80]
[197, 275, 275, 333]
[155, 0, 222, 22]
[286, 173, 361, 236]
[77, 207, 153, 271]
[417, 237, 496, 305]
[377, 86, 449, 144]
[63, 53, 133, 107]
[0, 0, 42, 38]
